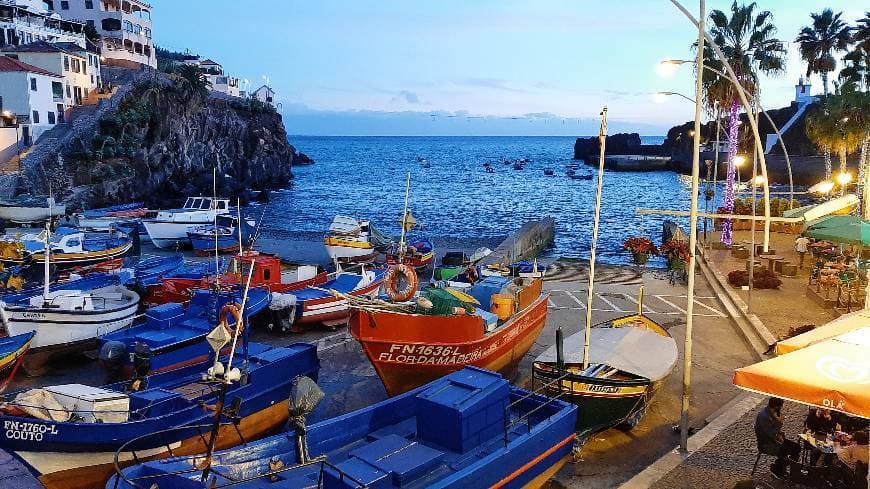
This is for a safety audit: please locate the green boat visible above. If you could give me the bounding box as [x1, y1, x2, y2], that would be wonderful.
[532, 312, 678, 441]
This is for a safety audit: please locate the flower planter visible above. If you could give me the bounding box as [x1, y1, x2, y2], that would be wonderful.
[668, 258, 686, 270]
[632, 252, 649, 265]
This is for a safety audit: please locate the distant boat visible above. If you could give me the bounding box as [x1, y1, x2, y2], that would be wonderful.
[0, 196, 65, 223]
[544, 168, 555, 176]
[512, 162, 524, 170]
[532, 311, 678, 438]
[109, 367, 578, 489]
[568, 173, 593, 180]
[385, 237, 435, 270]
[75, 203, 148, 231]
[142, 197, 234, 249]
[415, 156, 426, 163]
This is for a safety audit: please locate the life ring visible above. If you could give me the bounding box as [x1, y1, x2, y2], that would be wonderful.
[385, 264, 418, 302]
[219, 303, 244, 336]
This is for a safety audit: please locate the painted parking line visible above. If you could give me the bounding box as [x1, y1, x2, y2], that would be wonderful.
[652, 295, 687, 315]
[621, 293, 659, 314]
[564, 290, 587, 309]
[595, 293, 628, 312]
[692, 298, 727, 318]
[545, 306, 724, 318]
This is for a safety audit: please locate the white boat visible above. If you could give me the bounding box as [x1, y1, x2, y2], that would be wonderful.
[323, 215, 380, 263]
[142, 197, 232, 249]
[0, 225, 140, 373]
[0, 197, 66, 223]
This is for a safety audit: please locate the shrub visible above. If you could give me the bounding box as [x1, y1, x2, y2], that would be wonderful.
[727, 268, 781, 289]
[623, 236, 658, 255]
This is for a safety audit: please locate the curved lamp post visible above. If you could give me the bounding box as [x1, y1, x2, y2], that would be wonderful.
[668, 0, 773, 254]
[660, 59, 796, 205]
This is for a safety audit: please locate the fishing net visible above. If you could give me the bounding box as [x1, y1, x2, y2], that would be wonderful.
[415, 287, 474, 316]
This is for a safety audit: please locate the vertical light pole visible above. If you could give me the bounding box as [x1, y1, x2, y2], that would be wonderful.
[679, 0, 704, 452]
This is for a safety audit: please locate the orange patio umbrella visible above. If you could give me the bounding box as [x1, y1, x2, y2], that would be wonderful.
[775, 310, 870, 356]
[733, 327, 870, 419]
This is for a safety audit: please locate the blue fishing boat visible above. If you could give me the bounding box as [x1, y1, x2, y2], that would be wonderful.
[99, 286, 271, 377]
[130, 254, 186, 287]
[0, 331, 35, 389]
[81, 203, 145, 218]
[0, 227, 135, 269]
[0, 272, 119, 302]
[187, 215, 256, 256]
[109, 366, 577, 489]
[0, 342, 319, 489]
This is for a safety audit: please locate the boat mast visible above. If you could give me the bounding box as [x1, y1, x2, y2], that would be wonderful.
[42, 220, 51, 303]
[398, 172, 411, 263]
[213, 167, 220, 288]
[582, 107, 608, 371]
[237, 198, 243, 254]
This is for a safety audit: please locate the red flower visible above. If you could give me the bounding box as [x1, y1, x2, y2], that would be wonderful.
[660, 239, 690, 262]
[623, 236, 658, 255]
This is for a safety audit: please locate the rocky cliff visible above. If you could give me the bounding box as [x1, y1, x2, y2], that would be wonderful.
[573, 133, 664, 160]
[23, 70, 297, 208]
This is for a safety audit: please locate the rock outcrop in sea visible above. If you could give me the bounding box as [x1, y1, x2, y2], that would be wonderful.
[21, 70, 297, 208]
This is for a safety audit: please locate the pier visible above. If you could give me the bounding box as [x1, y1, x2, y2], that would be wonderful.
[479, 217, 555, 266]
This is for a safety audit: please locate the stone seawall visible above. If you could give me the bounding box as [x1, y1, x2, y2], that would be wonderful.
[479, 217, 555, 266]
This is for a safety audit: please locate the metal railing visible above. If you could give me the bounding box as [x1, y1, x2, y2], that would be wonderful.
[502, 375, 571, 447]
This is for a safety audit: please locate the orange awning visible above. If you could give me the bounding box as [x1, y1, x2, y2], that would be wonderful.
[733, 328, 870, 419]
[776, 310, 870, 356]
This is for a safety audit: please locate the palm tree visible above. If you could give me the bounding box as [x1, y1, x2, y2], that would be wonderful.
[701, 2, 786, 245]
[796, 9, 852, 96]
[806, 94, 866, 178]
[171, 64, 211, 99]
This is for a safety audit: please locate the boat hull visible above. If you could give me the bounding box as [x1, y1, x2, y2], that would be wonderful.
[142, 221, 212, 249]
[0, 332, 34, 386]
[31, 400, 289, 489]
[293, 277, 383, 329]
[324, 237, 378, 263]
[0, 205, 66, 223]
[385, 251, 435, 270]
[0, 242, 133, 270]
[350, 293, 548, 395]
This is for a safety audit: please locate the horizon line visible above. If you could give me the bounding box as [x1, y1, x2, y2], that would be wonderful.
[286, 134, 668, 138]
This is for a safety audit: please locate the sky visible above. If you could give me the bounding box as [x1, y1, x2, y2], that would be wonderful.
[150, 0, 865, 136]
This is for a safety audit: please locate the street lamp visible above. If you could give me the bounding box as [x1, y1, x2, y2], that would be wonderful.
[836, 171, 853, 197]
[733, 154, 746, 182]
[753, 175, 767, 186]
[655, 91, 696, 104]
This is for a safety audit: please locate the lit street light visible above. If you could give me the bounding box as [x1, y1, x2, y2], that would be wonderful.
[836, 171, 853, 197]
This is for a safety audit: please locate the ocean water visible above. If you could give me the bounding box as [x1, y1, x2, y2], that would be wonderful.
[258, 136, 695, 266]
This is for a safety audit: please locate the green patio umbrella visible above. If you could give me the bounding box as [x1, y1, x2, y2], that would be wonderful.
[805, 216, 870, 246]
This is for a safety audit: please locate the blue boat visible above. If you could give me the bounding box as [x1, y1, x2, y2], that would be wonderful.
[0, 331, 35, 388]
[81, 203, 145, 218]
[187, 215, 256, 255]
[130, 254, 186, 287]
[0, 342, 319, 489]
[109, 366, 577, 489]
[99, 286, 272, 377]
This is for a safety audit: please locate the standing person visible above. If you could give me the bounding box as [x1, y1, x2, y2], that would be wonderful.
[795, 235, 811, 269]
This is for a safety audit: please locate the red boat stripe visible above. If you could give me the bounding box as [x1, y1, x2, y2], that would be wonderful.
[489, 433, 575, 489]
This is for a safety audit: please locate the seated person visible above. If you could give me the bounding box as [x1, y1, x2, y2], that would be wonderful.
[836, 430, 869, 471]
[804, 408, 837, 466]
[755, 397, 800, 469]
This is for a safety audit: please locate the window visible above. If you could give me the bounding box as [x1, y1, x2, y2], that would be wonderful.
[217, 201, 227, 210]
[263, 268, 271, 281]
[81, 60, 86, 75]
[72, 58, 80, 73]
[66, 85, 71, 98]
[60, 1, 68, 9]
[63, 56, 69, 71]
[85, 0, 93, 8]
[102, 19, 121, 31]
[42, 0, 53, 10]
[47, 111, 55, 124]
[32, 111, 39, 123]
[30, 78, 37, 91]
[133, 24, 141, 35]
[86, 20, 94, 28]
[52, 81, 63, 98]
[123, 20, 133, 32]
[143, 28, 151, 39]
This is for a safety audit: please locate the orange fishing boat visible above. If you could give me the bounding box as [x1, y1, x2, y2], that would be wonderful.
[349, 275, 547, 396]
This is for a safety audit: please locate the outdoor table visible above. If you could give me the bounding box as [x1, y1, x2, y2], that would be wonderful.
[762, 255, 783, 271]
[799, 433, 838, 455]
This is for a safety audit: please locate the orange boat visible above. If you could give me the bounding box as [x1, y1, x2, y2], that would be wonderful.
[349, 275, 547, 396]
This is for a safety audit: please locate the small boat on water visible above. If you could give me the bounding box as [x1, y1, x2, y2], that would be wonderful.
[0, 331, 35, 389]
[350, 274, 547, 395]
[142, 196, 234, 249]
[0, 227, 135, 269]
[100, 286, 271, 378]
[323, 215, 385, 264]
[0, 342, 320, 489]
[0, 196, 65, 223]
[544, 168, 555, 176]
[513, 162, 524, 170]
[532, 307, 678, 438]
[109, 366, 578, 489]
[568, 173, 593, 180]
[187, 215, 256, 255]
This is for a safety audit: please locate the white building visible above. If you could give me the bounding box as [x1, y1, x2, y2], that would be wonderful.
[1, 40, 100, 114]
[0, 0, 87, 48]
[252, 85, 275, 106]
[48, 0, 155, 68]
[0, 55, 62, 163]
[180, 55, 241, 98]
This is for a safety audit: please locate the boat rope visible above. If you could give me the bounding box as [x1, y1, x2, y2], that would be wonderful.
[308, 286, 414, 314]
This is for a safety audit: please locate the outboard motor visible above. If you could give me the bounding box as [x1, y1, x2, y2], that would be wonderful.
[287, 376, 324, 464]
[130, 342, 153, 391]
[99, 340, 127, 383]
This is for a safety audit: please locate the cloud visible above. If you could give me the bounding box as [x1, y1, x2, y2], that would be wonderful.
[460, 78, 529, 93]
[391, 90, 421, 104]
